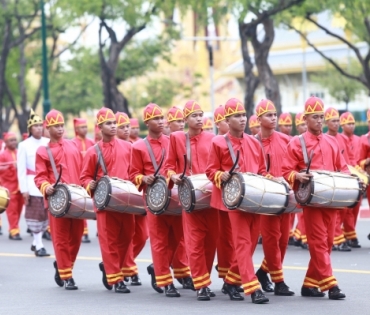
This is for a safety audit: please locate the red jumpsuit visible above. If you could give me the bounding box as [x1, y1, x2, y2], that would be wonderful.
[72, 136, 95, 237]
[358, 133, 370, 212]
[130, 134, 189, 287]
[206, 132, 268, 295]
[0, 148, 23, 236]
[282, 131, 349, 292]
[35, 139, 84, 280]
[165, 131, 218, 290]
[80, 138, 136, 285]
[257, 131, 291, 283]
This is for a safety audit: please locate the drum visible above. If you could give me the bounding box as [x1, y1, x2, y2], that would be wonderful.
[178, 174, 212, 213]
[277, 177, 302, 214]
[94, 176, 145, 215]
[348, 165, 369, 185]
[295, 170, 361, 208]
[222, 172, 289, 215]
[48, 184, 96, 220]
[0, 186, 10, 214]
[145, 176, 182, 216]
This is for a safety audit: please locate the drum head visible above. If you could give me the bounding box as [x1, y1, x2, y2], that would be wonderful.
[294, 179, 314, 205]
[48, 184, 71, 218]
[145, 176, 170, 215]
[178, 177, 195, 212]
[222, 173, 245, 210]
[94, 177, 112, 210]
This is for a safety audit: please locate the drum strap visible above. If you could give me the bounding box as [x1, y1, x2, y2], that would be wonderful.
[254, 134, 269, 171]
[224, 135, 239, 169]
[144, 138, 159, 171]
[45, 146, 60, 181]
[94, 144, 108, 176]
[185, 133, 192, 173]
[299, 135, 309, 166]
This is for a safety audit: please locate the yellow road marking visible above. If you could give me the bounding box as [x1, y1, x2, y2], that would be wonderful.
[1, 252, 370, 275]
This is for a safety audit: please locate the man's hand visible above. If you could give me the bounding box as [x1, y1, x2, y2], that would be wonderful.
[170, 174, 184, 185]
[89, 180, 97, 190]
[143, 175, 156, 185]
[22, 192, 30, 206]
[220, 172, 231, 182]
[295, 172, 313, 184]
[45, 185, 55, 196]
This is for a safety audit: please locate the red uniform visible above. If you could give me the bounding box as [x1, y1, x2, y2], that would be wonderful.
[80, 138, 136, 284]
[256, 131, 291, 283]
[130, 134, 189, 287]
[166, 130, 218, 290]
[206, 132, 268, 295]
[358, 132, 370, 211]
[35, 139, 84, 280]
[0, 148, 23, 236]
[282, 131, 349, 292]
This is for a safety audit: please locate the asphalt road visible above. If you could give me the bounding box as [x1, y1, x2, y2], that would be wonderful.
[1, 214, 370, 315]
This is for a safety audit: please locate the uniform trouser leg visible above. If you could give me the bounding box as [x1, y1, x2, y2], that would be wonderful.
[216, 210, 234, 278]
[133, 215, 148, 258]
[83, 220, 88, 236]
[333, 210, 346, 245]
[6, 193, 24, 236]
[183, 208, 218, 290]
[343, 196, 361, 240]
[294, 212, 307, 244]
[303, 207, 338, 292]
[225, 211, 261, 296]
[48, 213, 84, 280]
[260, 213, 290, 283]
[97, 211, 135, 285]
[289, 214, 295, 237]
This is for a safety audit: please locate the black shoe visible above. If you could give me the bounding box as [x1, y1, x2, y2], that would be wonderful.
[99, 262, 113, 290]
[147, 264, 163, 293]
[206, 287, 216, 297]
[256, 268, 274, 293]
[165, 283, 180, 297]
[81, 234, 91, 243]
[335, 242, 351, 252]
[0, 226, 2, 235]
[301, 243, 309, 250]
[65, 278, 78, 290]
[251, 289, 269, 304]
[27, 228, 32, 234]
[215, 264, 218, 272]
[222, 283, 244, 301]
[258, 236, 263, 244]
[124, 277, 129, 282]
[35, 247, 50, 257]
[294, 238, 302, 247]
[31, 244, 36, 252]
[131, 275, 142, 286]
[53, 261, 64, 287]
[9, 233, 22, 240]
[197, 287, 210, 301]
[288, 236, 295, 246]
[42, 231, 51, 241]
[347, 239, 361, 248]
[301, 286, 325, 297]
[115, 281, 130, 293]
[328, 286, 345, 300]
[274, 281, 295, 296]
[181, 276, 195, 290]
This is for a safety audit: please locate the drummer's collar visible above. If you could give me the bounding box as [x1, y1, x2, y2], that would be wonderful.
[306, 130, 323, 141]
[147, 133, 163, 143]
[227, 131, 245, 141]
[49, 138, 63, 146]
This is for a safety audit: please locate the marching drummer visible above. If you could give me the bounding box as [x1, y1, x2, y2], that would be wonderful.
[248, 114, 260, 136]
[282, 96, 348, 300]
[202, 117, 214, 133]
[34, 109, 84, 290]
[80, 108, 135, 294]
[167, 106, 185, 133]
[254, 99, 295, 296]
[129, 118, 141, 143]
[72, 118, 95, 244]
[278, 113, 293, 138]
[205, 98, 270, 304]
[214, 105, 229, 136]
[115, 111, 145, 287]
[165, 100, 219, 301]
[130, 103, 190, 298]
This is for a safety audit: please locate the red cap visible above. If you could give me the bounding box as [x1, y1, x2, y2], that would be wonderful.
[183, 100, 203, 118]
[278, 113, 292, 125]
[248, 115, 260, 128]
[202, 117, 213, 129]
[45, 109, 64, 127]
[304, 96, 324, 115]
[167, 106, 184, 122]
[214, 105, 226, 123]
[295, 112, 305, 126]
[324, 107, 339, 121]
[143, 103, 163, 122]
[256, 99, 276, 117]
[73, 118, 87, 128]
[96, 107, 115, 125]
[116, 112, 130, 127]
[340, 112, 355, 125]
[225, 98, 245, 117]
[130, 118, 139, 128]
[3, 132, 16, 141]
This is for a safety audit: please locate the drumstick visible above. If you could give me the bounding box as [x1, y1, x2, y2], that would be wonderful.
[266, 154, 270, 172]
[180, 154, 187, 179]
[53, 165, 63, 188]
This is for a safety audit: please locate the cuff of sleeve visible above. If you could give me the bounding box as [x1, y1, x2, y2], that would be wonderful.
[134, 175, 144, 190]
[265, 173, 274, 180]
[86, 183, 92, 197]
[40, 182, 50, 198]
[287, 171, 297, 187]
[214, 171, 224, 189]
[167, 170, 176, 180]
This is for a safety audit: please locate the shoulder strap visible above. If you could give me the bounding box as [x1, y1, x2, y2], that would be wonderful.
[94, 144, 108, 175]
[299, 135, 309, 166]
[224, 135, 239, 169]
[185, 133, 192, 173]
[254, 134, 269, 171]
[144, 138, 159, 171]
[45, 146, 59, 181]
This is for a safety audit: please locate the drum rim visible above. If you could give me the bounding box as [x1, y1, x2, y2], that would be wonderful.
[346, 175, 362, 208]
[0, 187, 10, 214]
[145, 176, 171, 215]
[276, 181, 290, 215]
[178, 176, 196, 213]
[49, 184, 71, 218]
[94, 176, 112, 210]
[222, 172, 245, 210]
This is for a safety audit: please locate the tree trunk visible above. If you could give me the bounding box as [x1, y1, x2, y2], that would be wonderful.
[16, 37, 29, 134]
[238, 23, 260, 133]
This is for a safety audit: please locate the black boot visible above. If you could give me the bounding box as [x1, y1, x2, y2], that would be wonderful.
[147, 264, 163, 293]
[35, 247, 50, 257]
[115, 281, 130, 293]
[53, 261, 64, 287]
[256, 268, 274, 292]
[274, 281, 295, 296]
[206, 287, 216, 297]
[335, 242, 351, 252]
[197, 287, 210, 301]
[251, 289, 269, 304]
[9, 233, 22, 240]
[347, 238, 361, 248]
[288, 236, 295, 246]
[301, 286, 325, 297]
[99, 262, 112, 290]
[0, 226, 2, 235]
[328, 286, 346, 300]
[181, 276, 195, 290]
[81, 234, 91, 243]
[130, 274, 142, 286]
[222, 283, 244, 301]
[42, 231, 51, 241]
[165, 283, 180, 297]
[65, 278, 78, 290]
